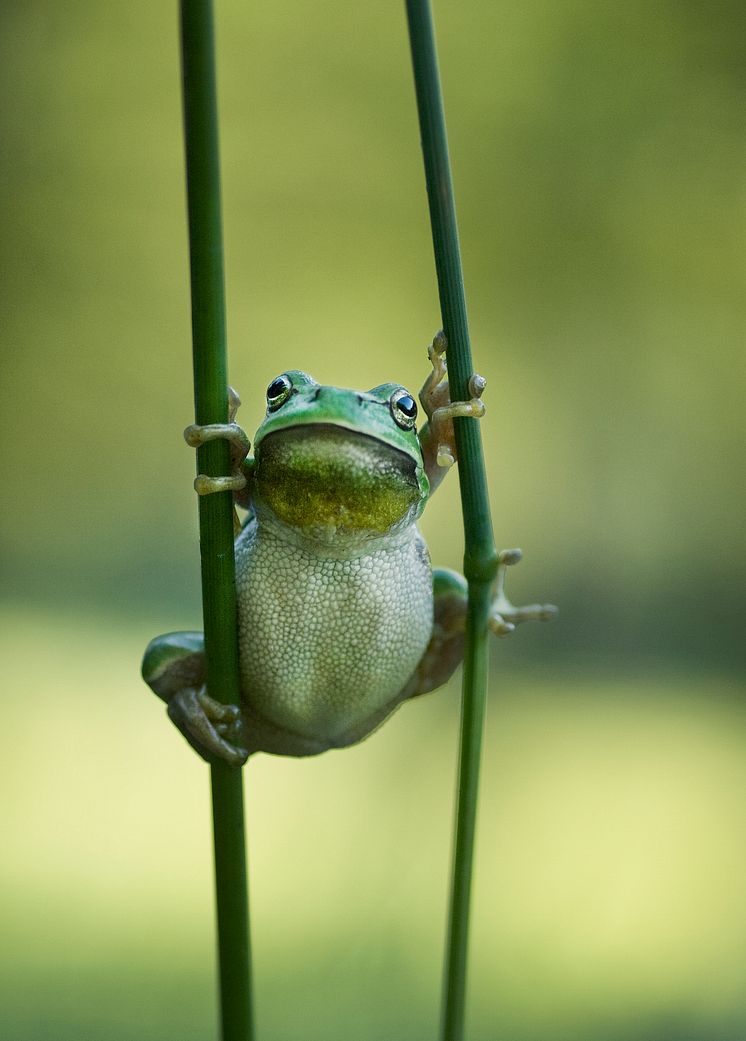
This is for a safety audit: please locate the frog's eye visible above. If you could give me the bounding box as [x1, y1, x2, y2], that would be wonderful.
[389, 388, 418, 430]
[266, 374, 293, 411]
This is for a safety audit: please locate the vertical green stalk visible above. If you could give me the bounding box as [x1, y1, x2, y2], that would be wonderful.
[179, 2, 254, 1039]
[404, 3, 499, 1040]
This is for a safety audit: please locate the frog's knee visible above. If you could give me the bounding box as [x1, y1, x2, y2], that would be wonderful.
[403, 570, 468, 700]
[141, 631, 205, 703]
[432, 569, 468, 638]
[433, 568, 467, 602]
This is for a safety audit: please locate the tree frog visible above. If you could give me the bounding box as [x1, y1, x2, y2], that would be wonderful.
[142, 333, 555, 765]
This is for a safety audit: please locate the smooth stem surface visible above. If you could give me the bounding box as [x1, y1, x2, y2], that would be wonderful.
[180, 2, 253, 1039]
[405, 2, 499, 1039]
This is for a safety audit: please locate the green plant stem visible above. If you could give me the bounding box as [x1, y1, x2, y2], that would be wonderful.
[404, 2, 499, 1039]
[179, 2, 253, 1039]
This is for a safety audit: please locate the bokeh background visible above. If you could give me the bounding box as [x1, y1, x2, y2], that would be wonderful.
[2, 2, 744, 1039]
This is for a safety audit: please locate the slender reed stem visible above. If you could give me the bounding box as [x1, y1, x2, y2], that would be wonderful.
[179, 3, 254, 1039]
[404, 3, 499, 1039]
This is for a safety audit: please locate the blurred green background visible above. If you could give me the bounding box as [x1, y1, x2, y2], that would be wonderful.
[1, 2, 744, 1039]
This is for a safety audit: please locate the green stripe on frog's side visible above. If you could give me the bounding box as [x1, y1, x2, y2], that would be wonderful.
[141, 631, 205, 701]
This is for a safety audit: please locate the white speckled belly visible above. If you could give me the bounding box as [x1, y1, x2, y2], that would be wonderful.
[234, 521, 433, 741]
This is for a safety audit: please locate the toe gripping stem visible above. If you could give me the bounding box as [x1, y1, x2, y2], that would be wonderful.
[489, 549, 558, 637]
[419, 331, 487, 469]
[184, 386, 250, 496]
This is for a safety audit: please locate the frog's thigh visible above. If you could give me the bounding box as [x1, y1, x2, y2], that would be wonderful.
[405, 568, 468, 698]
[142, 631, 248, 766]
[141, 631, 205, 701]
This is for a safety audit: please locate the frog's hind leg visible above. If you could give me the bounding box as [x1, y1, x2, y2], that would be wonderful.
[142, 631, 205, 701]
[141, 632, 249, 767]
[404, 569, 469, 699]
[404, 554, 557, 700]
[489, 549, 558, 635]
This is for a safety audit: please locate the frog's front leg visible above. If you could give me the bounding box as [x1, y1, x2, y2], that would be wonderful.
[141, 632, 249, 766]
[418, 331, 487, 494]
[183, 386, 252, 501]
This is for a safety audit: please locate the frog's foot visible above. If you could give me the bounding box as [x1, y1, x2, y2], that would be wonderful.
[184, 386, 251, 496]
[489, 548, 558, 637]
[428, 373, 486, 468]
[168, 686, 249, 767]
[142, 631, 249, 766]
[419, 332, 487, 484]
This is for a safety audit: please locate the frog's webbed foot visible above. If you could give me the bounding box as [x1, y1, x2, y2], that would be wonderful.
[168, 686, 249, 767]
[419, 331, 486, 486]
[489, 548, 558, 637]
[142, 632, 249, 765]
[184, 386, 251, 496]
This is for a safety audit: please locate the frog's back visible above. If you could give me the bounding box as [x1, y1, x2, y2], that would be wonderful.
[234, 522, 433, 746]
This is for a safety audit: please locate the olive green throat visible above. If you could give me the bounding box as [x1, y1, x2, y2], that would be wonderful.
[253, 426, 424, 538]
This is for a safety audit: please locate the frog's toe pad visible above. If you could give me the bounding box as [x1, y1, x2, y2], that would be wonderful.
[168, 687, 248, 767]
[489, 613, 516, 638]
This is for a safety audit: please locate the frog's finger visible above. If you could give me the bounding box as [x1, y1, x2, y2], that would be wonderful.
[184, 421, 251, 453]
[194, 474, 247, 495]
[184, 418, 252, 497]
[431, 395, 486, 426]
[227, 385, 241, 422]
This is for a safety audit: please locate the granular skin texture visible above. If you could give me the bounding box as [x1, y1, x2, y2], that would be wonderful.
[234, 518, 433, 744]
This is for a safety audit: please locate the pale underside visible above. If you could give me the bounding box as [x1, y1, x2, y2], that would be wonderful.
[234, 517, 434, 747]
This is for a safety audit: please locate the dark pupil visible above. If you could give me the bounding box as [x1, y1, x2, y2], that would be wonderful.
[397, 394, 416, 417]
[267, 377, 289, 400]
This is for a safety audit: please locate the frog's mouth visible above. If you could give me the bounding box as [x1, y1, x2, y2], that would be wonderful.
[253, 424, 424, 539]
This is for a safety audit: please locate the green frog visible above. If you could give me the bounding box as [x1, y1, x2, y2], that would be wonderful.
[142, 334, 555, 764]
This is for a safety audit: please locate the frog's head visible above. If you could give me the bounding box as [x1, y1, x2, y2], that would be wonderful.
[252, 371, 429, 544]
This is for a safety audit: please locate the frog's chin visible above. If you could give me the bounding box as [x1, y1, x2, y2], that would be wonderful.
[252, 424, 426, 544]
